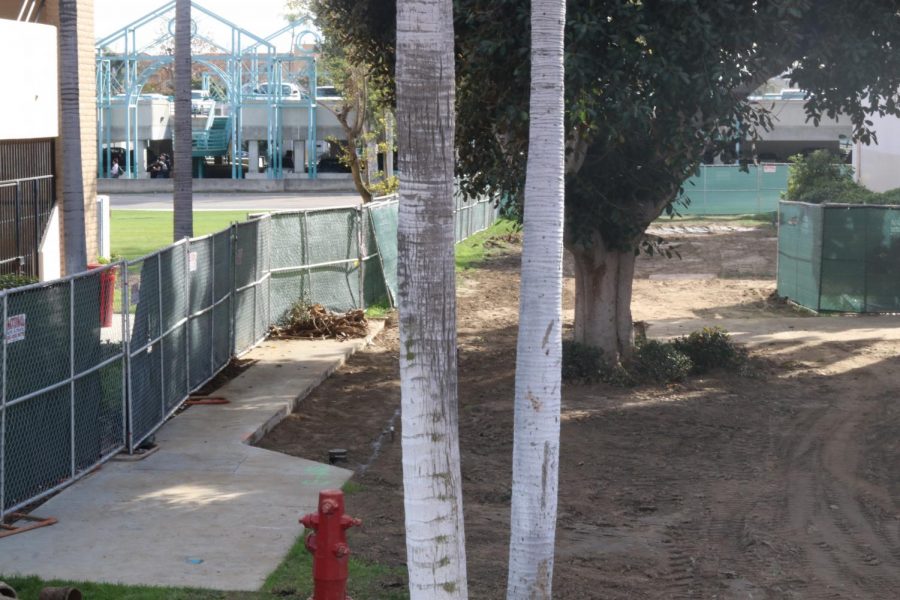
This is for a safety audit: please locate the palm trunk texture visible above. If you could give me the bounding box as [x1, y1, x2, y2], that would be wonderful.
[506, 0, 566, 597]
[396, 0, 469, 598]
[173, 0, 193, 240]
[59, 0, 87, 274]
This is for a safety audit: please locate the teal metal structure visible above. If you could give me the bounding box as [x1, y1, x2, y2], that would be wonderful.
[95, 1, 321, 180]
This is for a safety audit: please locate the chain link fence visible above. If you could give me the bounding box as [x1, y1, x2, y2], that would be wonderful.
[1, 264, 127, 520]
[1, 193, 498, 518]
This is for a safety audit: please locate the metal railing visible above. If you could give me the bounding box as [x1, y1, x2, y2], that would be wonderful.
[0, 175, 56, 278]
[1, 194, 499, 516]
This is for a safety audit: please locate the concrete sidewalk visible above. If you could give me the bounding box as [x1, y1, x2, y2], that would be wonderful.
[0, 324, 383, 591]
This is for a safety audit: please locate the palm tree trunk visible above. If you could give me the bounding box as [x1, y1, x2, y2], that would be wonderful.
[59, 0, 87, 274]
[396, 0, 468, 598]
[506, 0, 566, 597]
[173, 0, 193, 240]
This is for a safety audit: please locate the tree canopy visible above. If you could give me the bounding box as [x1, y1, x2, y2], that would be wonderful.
[312, 0, 900, 357]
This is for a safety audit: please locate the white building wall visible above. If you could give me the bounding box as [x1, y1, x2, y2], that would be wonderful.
[0, 19, 58, 140]
[858, 111, 900, 193]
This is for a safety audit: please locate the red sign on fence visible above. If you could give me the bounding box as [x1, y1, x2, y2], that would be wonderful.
[5, 313, 26, 343]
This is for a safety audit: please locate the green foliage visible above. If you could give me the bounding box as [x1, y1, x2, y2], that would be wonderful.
[795, 181, 879, 205]
[786, 151, 900, 205]
[880, 188, 900, 205]
[562, 340, 603, 381]
[785, 150, 852, 201]
[672, 327, 747, 375]
[631, 340, 693, 384]
[0, 274, 37, 290]
[313, 0, 900, 255]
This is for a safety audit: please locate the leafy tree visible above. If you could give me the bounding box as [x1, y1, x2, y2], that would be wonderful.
[313, 0, 900, 363]
[507, 1, 565, 596]
[395, 0, 469, 598]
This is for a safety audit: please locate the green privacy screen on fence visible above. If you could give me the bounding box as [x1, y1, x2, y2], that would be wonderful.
[679, 164, 789, 215]
[777, 201, 900, 313]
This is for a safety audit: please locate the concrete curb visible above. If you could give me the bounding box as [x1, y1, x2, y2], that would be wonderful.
[242, 320, 386, 446]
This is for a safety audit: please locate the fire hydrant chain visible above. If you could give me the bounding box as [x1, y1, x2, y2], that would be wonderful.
[300, 489, 361, 600]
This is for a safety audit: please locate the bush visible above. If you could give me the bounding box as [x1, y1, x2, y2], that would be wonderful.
[562, 340, 602, 382]
[672, 326, 746, 374]
[0, 274, 37, 291]
[631, 340, 693, 383]
[795, 180, 879, 205]
[785, 150, 851, 201]
[879, 188, 900, 205]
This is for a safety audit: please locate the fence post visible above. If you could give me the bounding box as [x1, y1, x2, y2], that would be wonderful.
[210, 236, 215, 379]
[1, 293, 7, 519]
[302, 211, 312, 301]
[356, 207, 365, 309]
[183, 241, 190, 398]
[123, 261, 133, 453]
[32, 179, 39, 270]
[69, 278, 76, 479]
[13, 183, 21, 265]
[157, 254, 165, 425]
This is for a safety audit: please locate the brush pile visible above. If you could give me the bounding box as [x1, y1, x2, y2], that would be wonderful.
[270, 301, 368, 340]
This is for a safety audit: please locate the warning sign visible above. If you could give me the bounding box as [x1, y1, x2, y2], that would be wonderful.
[763, 164, 777, 173]
[189, 251, 198, 272]
[5, 313, 26, 343]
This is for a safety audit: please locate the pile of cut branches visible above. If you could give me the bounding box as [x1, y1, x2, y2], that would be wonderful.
[270, 301, 368, 340]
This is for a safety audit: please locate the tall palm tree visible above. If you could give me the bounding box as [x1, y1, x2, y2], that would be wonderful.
[59, 0, 87, 274]
[506, 0, 566, 597]
[173, 0, 193, 240]
[396, 0, 468, 598]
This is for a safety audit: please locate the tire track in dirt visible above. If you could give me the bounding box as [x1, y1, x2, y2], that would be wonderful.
[783, 391, 900, 598]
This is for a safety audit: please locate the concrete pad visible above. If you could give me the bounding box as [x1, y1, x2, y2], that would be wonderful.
[647, 273, 717, 281]
[0, 323, 384, 591]
[647, 315, 900, 346]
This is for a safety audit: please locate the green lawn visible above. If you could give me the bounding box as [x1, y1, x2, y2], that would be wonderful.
[4, 534, 407, 600]
[455, 218, 519, 270]
[111, 211, 250, 261]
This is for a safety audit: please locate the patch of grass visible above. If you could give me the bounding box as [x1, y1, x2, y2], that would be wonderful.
[1, 576, 244, 599]
[364, 299, 393, 319]
[112, 210, 250, 260]
[455, 219, 519, 270]
[341, 480, 365, 494]
[4, 533, 407, 600]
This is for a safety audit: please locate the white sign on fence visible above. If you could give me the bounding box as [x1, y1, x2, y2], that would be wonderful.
[5, 313, 26, 343]
[189, 251, 198, 272]
[763, 164, 777, 173]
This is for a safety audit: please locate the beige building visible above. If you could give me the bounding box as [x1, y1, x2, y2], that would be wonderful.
[0, 0, 100, 275]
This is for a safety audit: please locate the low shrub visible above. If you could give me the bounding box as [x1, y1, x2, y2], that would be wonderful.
[0, 274, 37, 291]
[795, 180, 879, 205]
[562, 340, 602, 382]
[672, 326, 747, 374]
[631, 340, 693, 383]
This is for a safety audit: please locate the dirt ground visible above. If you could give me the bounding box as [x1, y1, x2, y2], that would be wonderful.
[259, 221, 900, 599]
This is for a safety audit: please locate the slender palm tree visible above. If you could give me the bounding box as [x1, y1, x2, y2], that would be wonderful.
[396, 0, 468, 597]
[59, 0, 87, 273]
[173, 0, 193, 240]
[506, 0, 566, 597]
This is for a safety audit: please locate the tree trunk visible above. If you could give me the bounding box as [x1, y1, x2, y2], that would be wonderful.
[59, 0, 87, 274]
[173, 0, 193, 240]
[570, 241, 637, 364]
[345, 130, 373, 203]
[506, 0, 565, 597]
[396, 0, 468, 598]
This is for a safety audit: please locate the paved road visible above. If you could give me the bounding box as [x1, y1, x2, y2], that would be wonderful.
[108, 192, 362, 211]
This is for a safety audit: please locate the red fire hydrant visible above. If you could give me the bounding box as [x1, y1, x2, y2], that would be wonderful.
[300, 489, 361, 600]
